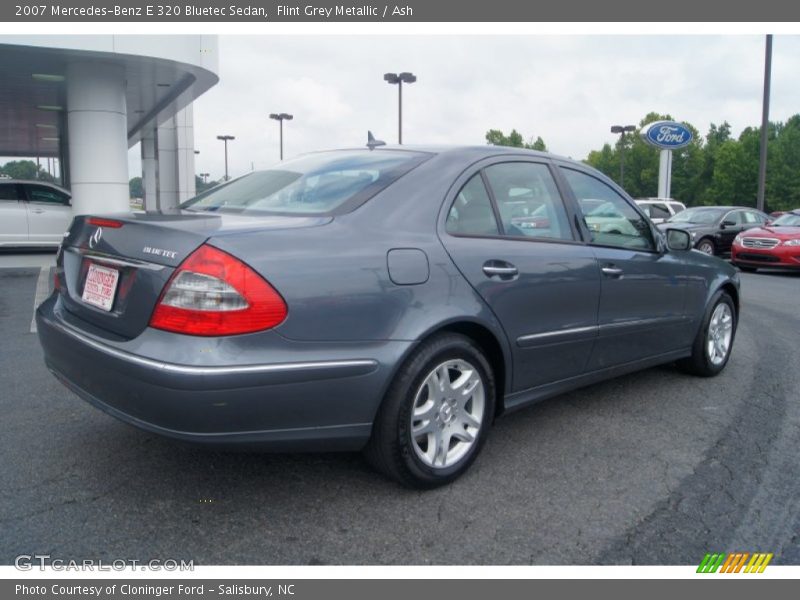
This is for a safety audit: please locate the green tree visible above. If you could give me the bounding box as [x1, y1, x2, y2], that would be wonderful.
[485, 129, 547, 151]
[0, 159, 54, 181]
[195, 174, 219, 194]
[129, 177, 143, 199]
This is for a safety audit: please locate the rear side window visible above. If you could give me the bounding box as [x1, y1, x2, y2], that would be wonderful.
[183, 150, 429, 215]
[483, 162, 572, 241]
[446, 174, 499, 236]
[0, 184, 21, 201]
[648, 203, 671, 219]
[669, 203, 685, 214]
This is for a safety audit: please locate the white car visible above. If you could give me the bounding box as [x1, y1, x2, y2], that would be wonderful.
[0, 180, 72, 247]
[635, 198, 687, 224]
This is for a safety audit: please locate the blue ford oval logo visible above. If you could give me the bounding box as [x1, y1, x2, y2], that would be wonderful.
[642, 120, 693, 149]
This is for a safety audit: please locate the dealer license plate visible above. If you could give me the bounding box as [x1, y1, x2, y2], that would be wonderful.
[81, 263, 120, 312]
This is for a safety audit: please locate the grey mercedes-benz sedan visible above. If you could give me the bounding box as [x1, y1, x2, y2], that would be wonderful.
[37, 145, 740, 487]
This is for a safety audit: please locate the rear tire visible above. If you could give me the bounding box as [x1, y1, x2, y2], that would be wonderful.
[364, 333, 495, 488]
[678, 290, 737, 377]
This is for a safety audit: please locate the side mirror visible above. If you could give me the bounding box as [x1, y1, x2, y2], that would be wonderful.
[721, 219, 737, 228]
[665, 228, 692, 251]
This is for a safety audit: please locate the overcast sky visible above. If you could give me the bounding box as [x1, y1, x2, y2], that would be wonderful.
[129, 35, 800, 181]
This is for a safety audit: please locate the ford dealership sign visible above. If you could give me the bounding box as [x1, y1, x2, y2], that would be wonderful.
[641, 121, 693, 150]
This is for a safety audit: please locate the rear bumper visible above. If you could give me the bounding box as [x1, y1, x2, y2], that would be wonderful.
[37, 295, 412, 450]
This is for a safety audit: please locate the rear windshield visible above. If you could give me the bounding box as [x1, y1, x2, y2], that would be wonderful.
[182, 150, 428, 215]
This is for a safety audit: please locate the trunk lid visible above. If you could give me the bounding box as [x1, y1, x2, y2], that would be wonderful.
[58, 211, 331, 338]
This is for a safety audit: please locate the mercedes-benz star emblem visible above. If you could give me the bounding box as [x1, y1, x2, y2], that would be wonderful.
[89, 227, 103, 249]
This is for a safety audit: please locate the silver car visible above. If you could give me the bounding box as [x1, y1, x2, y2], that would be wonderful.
[37, 146, 740, 488]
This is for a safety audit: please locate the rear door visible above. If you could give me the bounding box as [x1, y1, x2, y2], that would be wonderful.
[23, 184, 73, 245]
[558, 166, 689, 370]
[0, 183, 29, 245]
[440, 159, 600, 392]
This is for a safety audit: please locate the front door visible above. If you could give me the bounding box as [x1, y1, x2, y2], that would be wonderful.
[559, 166, 689, 370]
[440, 161, 600, 392]
[24, 184, 73, 245]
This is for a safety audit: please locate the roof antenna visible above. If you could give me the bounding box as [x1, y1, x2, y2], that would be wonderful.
[367, 131, 386, 150]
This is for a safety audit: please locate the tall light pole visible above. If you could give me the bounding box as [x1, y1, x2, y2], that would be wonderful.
[216, 135, 234, 181]
[269, 113, 293, 160]
[610, 124, 636, 188]
[384, 72, 416, 144]
[757, 34, 773, 213]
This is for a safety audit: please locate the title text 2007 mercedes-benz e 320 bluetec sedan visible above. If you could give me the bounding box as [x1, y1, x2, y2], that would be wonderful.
[38, 146, 740, 487]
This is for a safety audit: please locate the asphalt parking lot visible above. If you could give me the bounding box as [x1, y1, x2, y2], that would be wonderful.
[1, 259, 798, 565]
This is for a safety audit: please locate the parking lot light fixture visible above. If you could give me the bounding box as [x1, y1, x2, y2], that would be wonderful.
[384, 72, 416, 144]
[216, 135, 235, 181]
[269, 113, 294, 161]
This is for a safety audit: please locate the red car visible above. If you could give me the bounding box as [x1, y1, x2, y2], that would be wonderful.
[731, 209, 800, 271]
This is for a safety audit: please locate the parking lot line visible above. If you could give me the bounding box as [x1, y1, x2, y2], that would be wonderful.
[29, 266, 51, 334]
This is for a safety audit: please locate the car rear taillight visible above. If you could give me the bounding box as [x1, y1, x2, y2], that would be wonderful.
[149, 244, 287, 336]
[87, 217, 124, 228]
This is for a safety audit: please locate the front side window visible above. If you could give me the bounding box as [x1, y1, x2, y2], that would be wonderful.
[27, 185, 69, 205]
[483, 162, 572, 241]
[183, 150, 428, 215]
[722, 211, 743, 226]
[446, 174, 499, 236]
[561, 168, 654, 251]
[745, 210, 768, 224]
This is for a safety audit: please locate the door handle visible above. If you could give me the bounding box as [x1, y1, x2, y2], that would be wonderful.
[601, 266, 623, 277]
[31, 208, 45, 214]
[482, 262, 518, 278]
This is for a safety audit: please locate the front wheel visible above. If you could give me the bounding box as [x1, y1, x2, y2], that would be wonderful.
[679, 291, 737, 377]
[365, 333, 495, 488]
[696, 238, 715, 255]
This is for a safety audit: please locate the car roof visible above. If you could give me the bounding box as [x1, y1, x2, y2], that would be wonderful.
[684, 205, 748, 211]
[324, 144, 581, 166]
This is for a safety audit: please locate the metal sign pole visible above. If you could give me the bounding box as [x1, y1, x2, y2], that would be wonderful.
[658, 149, 672, 199]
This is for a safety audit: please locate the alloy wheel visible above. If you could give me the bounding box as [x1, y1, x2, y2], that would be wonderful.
[707, 303, 733, 365]
[409, 359, 485, 469]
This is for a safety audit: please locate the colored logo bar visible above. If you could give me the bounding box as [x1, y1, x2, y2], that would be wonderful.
[697, 552, 773, 573]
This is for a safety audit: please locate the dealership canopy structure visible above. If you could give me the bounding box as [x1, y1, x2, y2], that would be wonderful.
[0, 35, 219, 214]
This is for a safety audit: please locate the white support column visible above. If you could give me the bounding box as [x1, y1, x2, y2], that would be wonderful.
[175, 105, 196, 203]
[66, 61, 130, 215]
[155, 106, 196, 212]
[140, 125, 158, 211]
[156, 116, 179, 211]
